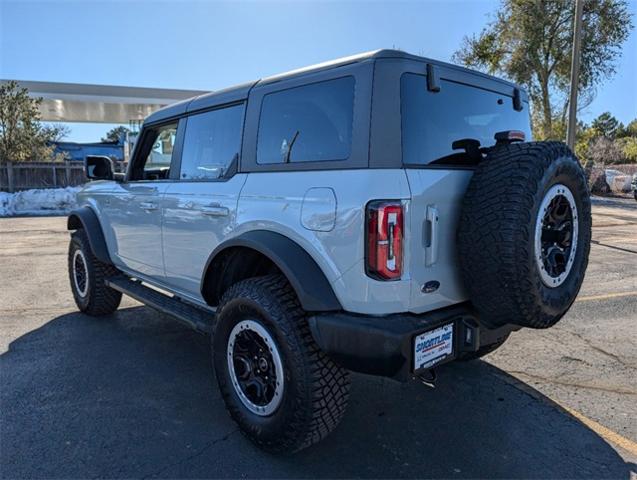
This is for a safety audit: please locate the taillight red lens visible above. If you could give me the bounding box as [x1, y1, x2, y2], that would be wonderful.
[366, 201, 403, 280]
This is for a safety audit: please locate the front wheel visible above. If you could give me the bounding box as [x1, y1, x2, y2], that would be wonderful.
[68, 230, 121, 316]
[212, 275, 350, 453]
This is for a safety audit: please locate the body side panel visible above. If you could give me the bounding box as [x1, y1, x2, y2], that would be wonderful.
[77, 180, 169, 279]
[161, 175, 249, 299]
[76, 181, 127, 270]
[236, 169, 412, 315]
[105, 181, 169, 278]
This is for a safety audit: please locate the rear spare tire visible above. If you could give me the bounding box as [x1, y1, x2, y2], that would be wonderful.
[458, 142, 591, 329]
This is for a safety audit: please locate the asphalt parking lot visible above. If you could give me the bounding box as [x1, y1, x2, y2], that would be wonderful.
[1, 196, 636, 479]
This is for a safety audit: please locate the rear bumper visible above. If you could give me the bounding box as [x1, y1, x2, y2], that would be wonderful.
[308, 303, 517, 381]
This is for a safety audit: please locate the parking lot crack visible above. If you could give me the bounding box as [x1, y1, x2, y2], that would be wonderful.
[553, 327, 637, 369]
[506, 370, 637, 395]
[591, 239, 637, 255]
[142, 429, 238, 479]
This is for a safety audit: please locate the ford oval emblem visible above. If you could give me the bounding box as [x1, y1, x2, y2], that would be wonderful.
[421, 281, 440, 294]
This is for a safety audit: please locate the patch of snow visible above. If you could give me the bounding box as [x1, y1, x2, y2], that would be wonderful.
[0, 186, 81, 217]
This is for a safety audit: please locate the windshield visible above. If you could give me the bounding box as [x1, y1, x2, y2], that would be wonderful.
[401, 73, 531, 165]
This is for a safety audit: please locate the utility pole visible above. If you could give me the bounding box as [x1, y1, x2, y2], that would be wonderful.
[566, 0, 584, 149]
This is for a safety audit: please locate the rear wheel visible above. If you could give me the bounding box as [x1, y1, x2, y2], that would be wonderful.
[212, 274, 350, 453]
[68, 230, 121, 316]
[458, 142, 591, 329]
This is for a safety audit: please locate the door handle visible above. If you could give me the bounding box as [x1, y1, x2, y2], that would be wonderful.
[425, 206, 439, 266]
[139, 201, 158, 211]
[200, 205, 229, 217]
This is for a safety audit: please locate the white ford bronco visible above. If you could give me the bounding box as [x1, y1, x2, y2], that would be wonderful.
[67, 50, 591, 452]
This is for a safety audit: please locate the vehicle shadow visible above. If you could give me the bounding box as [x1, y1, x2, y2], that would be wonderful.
[1, 306, 634, 479]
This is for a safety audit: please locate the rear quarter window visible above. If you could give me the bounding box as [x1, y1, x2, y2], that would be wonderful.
[401, 73, 531, 165]
[256, 76, 355, 164]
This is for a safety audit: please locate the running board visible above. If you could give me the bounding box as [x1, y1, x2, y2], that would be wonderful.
[105, 276, 213, 334]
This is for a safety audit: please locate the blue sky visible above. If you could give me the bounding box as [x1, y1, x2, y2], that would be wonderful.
[1, 0, 636, 142]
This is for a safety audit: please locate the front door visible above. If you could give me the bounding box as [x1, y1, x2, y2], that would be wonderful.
[109, 121, 179, 279]
[161, 103, 246, 300]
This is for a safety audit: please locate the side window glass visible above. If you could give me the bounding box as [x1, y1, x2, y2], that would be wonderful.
[256, 76, 355, 164]
[180, 104, 244, 180]
[132, 122, 177, 181]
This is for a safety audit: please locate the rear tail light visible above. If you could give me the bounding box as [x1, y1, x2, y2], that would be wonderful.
[366, 201, 403, 280]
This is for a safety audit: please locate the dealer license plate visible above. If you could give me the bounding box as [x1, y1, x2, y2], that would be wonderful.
[413, 323, 454, 370]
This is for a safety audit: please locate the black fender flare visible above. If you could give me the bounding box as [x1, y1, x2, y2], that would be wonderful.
[67, 207, 112, 265]
[202, 230, 342, 312]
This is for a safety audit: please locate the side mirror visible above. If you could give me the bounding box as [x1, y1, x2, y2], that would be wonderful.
[84, 155, 121, 181]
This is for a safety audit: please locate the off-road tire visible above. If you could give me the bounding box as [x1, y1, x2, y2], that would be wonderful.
[459, 334, 510, 361]
[458, 142, 591, 329]
[68, 230, 121, 315]
[212, 274, 350, 453]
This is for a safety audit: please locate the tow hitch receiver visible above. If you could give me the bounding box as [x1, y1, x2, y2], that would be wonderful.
[416, 369, 437, 388]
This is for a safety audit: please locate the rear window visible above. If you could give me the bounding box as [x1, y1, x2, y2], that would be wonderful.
[401, 73, 531, 165]
[257, 77, 355, 164]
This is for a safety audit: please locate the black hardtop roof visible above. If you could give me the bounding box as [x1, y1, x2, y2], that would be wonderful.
[145, 49, 522, 125]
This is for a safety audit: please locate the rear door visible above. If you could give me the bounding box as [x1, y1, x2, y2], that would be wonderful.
[107, 121, 179, 278]
[160, 103, 247, 299]
[400, 68, 532, 313]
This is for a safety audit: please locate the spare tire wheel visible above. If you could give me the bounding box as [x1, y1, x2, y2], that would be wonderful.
[458, 141, 591, 329]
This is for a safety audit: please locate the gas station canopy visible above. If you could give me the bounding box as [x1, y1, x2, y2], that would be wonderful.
[1, 79, 208, 123]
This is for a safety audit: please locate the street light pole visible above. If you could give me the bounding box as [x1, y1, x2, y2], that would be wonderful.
[566, 0, 585, 149]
